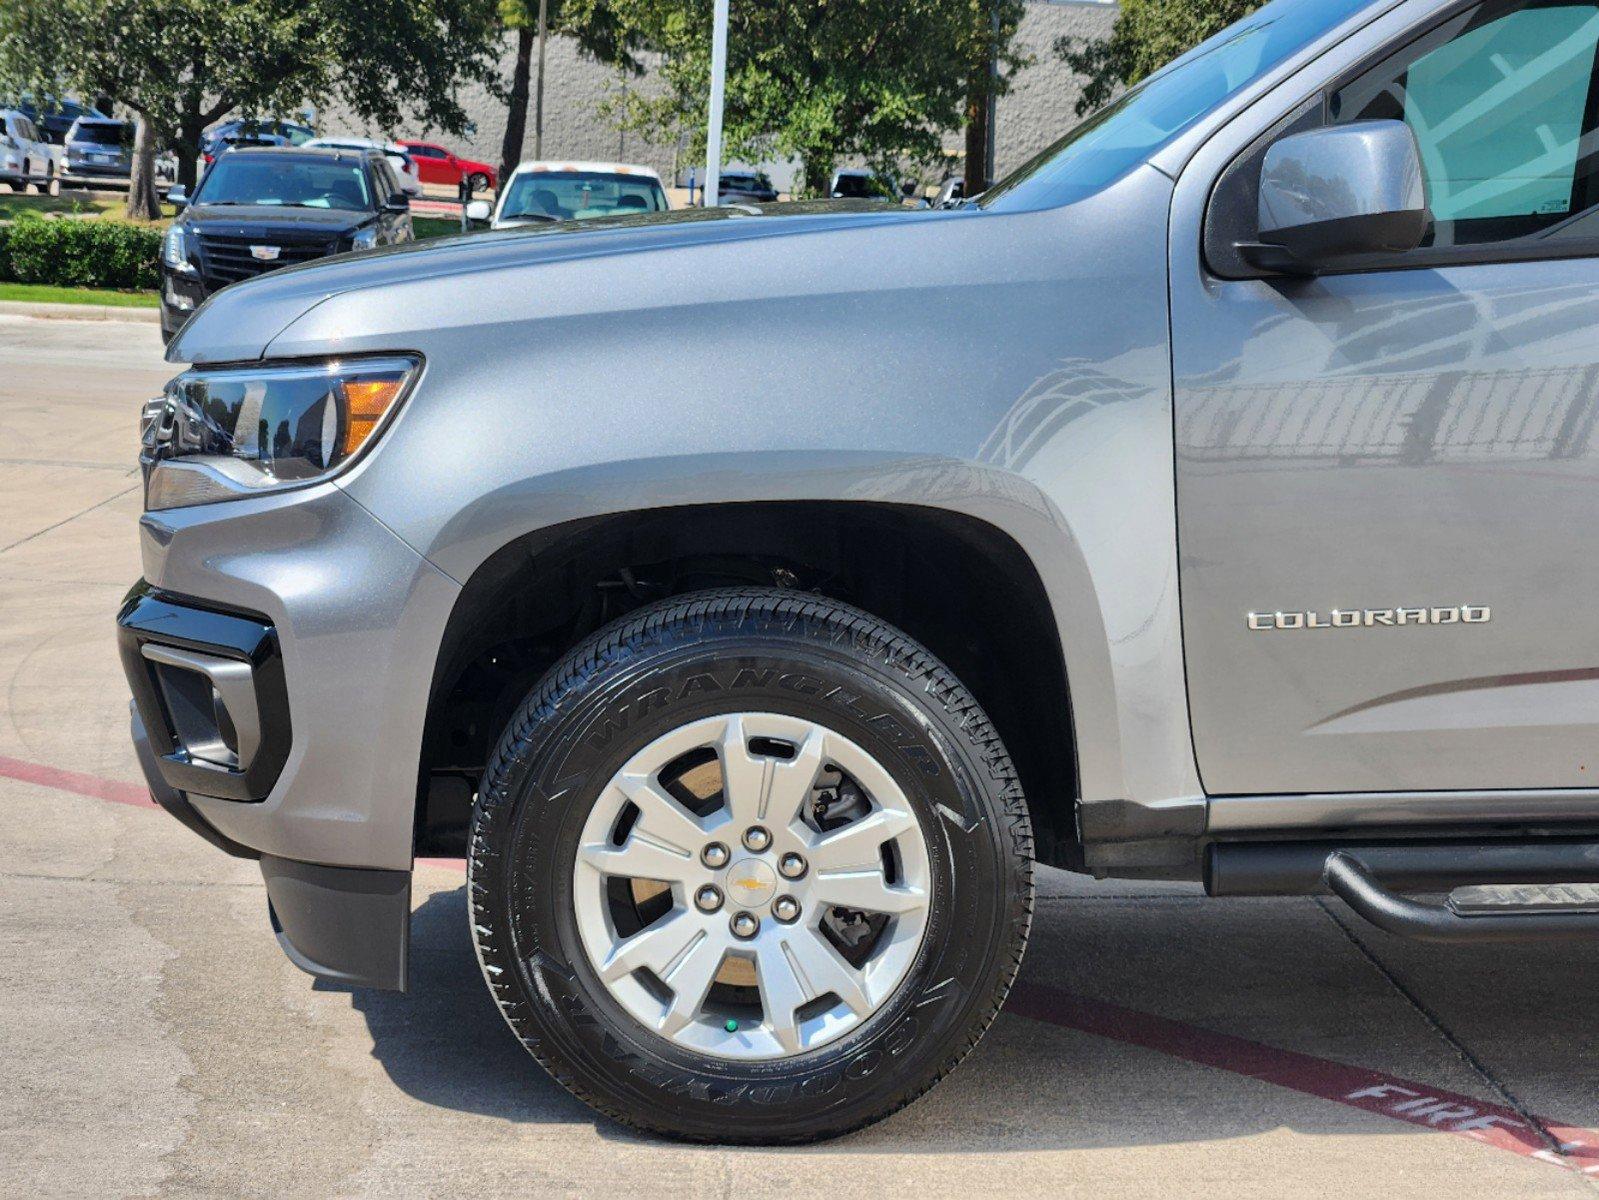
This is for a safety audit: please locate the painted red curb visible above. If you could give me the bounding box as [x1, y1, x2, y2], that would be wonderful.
[1008, 983, 1599, 1176]
[0, 754, 156, 809]
[7, 751, 1597, 1174]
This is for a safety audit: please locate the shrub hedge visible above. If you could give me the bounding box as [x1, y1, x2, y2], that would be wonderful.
[0, 215, 161, 291]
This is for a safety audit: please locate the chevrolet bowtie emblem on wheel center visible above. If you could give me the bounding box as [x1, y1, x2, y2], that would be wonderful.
[725, 858, 778, 908]
[249, 245, 281, 261]
[1247, 605, 1491, 630]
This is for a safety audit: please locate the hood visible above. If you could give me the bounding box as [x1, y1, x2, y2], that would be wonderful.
[180, 204, 374, 234]
[167, 199, 927, 363]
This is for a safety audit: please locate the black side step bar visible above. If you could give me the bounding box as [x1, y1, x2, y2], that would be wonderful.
[1323, 853, 1599, 943]
[1206, 839, 1599, 943]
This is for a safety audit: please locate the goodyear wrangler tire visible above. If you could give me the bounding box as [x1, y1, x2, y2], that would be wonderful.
[469, 587, 1033, 1142]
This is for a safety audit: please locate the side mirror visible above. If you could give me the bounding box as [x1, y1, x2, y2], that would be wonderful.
[384, 194, 410, 212]
[168, 185, 188, 209]
[1240, 121, 1429, 274]
[465, 199, 492, 223]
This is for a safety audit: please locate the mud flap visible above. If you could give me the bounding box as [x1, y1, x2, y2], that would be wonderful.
[261, 854, 411, 991]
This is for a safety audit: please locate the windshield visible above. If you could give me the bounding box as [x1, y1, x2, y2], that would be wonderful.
[500, 172, 668, 220]
[72, 121, 128, 148]
[983, 0, 1380, 208]
[832, 173, 889, 198]
[195, 157, 373, 211]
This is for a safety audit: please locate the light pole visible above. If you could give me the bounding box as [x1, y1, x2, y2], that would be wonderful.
[534, 0, 550, 159]
[705, 0, 729, 206]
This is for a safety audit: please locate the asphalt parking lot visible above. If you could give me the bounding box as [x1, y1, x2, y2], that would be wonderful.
[1, 312, 1597, 1198]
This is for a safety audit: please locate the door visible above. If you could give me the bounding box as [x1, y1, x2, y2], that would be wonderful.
[408, 143, 450, 185]
[1176, 0, 1599, 795]
[374, 161, 412, 242]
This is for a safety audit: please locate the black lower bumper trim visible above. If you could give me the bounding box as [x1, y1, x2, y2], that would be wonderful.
[131, 703, 258, 859]
[117, 581, 291, 803]
[262, 855, 410, 992]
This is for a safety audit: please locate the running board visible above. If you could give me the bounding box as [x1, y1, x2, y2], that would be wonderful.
[1324, 853, 1599, 943]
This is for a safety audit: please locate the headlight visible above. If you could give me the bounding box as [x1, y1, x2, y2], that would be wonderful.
[161, 225, 194, 273]
[140, 356, 419, 511]
[351, 226, 379, 251]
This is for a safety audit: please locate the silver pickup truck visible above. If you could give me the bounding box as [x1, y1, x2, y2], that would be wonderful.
[121, 0, 1599, 1143]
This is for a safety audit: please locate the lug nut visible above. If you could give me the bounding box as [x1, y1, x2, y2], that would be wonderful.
[742, 826, 772, 852]
[772, 895, 801, 923]
[694, 885, 724, 913]
[729, 911, 760, 939]
[778, 852, 807, 879]
[701, 842, 730, 869]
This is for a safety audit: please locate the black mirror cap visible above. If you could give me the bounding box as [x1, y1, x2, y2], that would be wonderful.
[1237, 207, 1431, 276]
[383, 194, 410, 212]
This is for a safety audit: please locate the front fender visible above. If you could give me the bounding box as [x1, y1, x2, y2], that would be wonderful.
[309, 171, 1200, 811]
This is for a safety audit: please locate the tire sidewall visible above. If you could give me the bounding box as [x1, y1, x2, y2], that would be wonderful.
[472, 606, 1027, 1140]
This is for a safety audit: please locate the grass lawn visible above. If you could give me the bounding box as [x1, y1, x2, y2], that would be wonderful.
[0, 190, 178, 226]
[413, 215, 466, 240]
[0, 282, 159, 308]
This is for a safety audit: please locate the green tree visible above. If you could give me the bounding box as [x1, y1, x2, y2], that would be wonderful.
[497, 0, 643, 186]
[0, 0, 501, 220]
[1058, 0, 1266, 117]
[603, 0, 1025, 198]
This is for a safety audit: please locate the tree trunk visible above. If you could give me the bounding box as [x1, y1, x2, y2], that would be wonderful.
[177, 110, 204, 191]
[533, 0, 550, 159]
[802, 157, 831, 199]
[963, 80, 989, 195]
[126, 113, 161, 221]
[499, 24, 534, 184]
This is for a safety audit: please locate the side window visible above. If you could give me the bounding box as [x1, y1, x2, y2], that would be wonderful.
[1332, 0, 1599, 247]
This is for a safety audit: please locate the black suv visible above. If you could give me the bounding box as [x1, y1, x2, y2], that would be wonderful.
[160, 146, 413, 342]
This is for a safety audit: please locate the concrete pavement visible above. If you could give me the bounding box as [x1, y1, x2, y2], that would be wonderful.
[1, 314, 1596, 1198]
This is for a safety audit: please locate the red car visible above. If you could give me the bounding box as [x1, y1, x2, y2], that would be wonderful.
[395, 140, 496, 193]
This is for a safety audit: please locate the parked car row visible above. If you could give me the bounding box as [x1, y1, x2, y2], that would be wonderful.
[12, 94, 106, 144]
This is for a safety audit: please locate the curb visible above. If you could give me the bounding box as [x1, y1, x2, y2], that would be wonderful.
[0, 299, 160, 324]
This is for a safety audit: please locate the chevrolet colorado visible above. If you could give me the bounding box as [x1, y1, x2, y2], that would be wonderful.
[121, 0, 1599, 1143]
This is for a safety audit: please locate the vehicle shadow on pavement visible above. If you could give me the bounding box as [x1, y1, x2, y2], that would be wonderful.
[330, 884, 1599, 1157]
[328, 884, 600, 1129]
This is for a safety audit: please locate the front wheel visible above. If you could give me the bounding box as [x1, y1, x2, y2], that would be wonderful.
[469, 588, 1033, 1142]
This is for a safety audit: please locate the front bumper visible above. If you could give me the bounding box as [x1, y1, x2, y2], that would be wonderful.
[126, 481, 460, 868]
[159, 266, 206, 341]
[118, 483, 460, 990]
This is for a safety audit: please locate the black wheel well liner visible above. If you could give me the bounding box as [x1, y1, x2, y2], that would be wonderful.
[414, 501, 1081, 867]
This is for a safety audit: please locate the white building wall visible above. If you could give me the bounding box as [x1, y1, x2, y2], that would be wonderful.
[320, 1, 1119, 189]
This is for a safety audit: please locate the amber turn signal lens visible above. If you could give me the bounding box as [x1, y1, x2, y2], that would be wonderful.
[340, 377, 405, 457]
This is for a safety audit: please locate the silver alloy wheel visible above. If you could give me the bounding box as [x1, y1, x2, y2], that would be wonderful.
[571, 712, 932, 1060]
